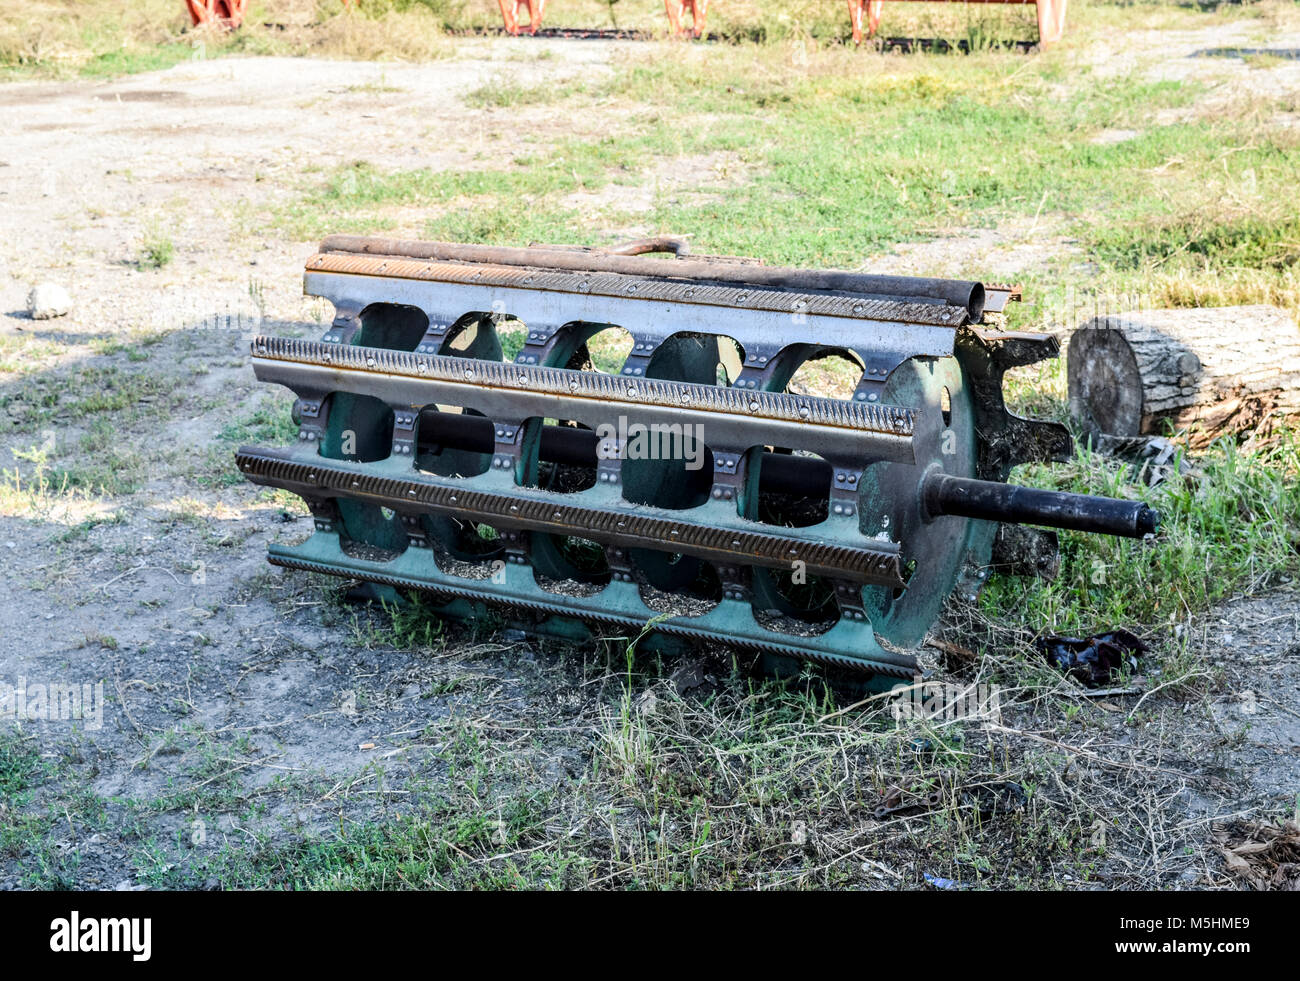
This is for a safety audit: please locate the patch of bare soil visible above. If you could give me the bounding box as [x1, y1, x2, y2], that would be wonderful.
[861, 215, 1086, 283]
[561, 147, 752, 237]
[0, 40, 643, 890]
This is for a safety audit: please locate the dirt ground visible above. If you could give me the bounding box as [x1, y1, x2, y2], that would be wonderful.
[1, 28, 1298, 889]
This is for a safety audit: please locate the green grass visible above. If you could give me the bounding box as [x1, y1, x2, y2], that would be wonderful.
[200, 402, 302, 487]
[983, 432, 1300, 633]
[145, 786, 570, 889]
[1, 365, 182, 433]
[0, 734, 43, 798]
[277, 118, 728, 240]
[112, 662, 1131, 890]
[0, 652, 1235, 890]
[47, 419, 148, 495]
[0, 613, 1272, 892]
[50, 511, 127, 543]
[217, 404, 301, 447]
[0, 333, 63, 376]
[0, 732, 77, 887]
[1091, 207, 1300, 275]
[76, 43, 196, 79]
[463, 77, 567, 109]
[1, 438, 144, 506]
[0, 363, 186, 504]
[277, 37, 1300, 323]
[138, 231, 175, 271]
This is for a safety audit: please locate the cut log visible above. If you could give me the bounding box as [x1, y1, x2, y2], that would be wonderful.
[1066, 306, 1300, 450]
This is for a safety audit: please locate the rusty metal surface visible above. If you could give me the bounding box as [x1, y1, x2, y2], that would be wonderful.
[305, 252, 969, 328]
[316, 235, 985, 321]
[982, 282, 1024, 315]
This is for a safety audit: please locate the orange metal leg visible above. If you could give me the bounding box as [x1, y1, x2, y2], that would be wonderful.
[498, 0, 545, 35]
[184, 0, 246, 29]
[688, 0, 709, 37]
[665, 0, 683, 34]
[847, 0, 865, 44]
[665, 0, 707, 37]
[866, 0, 883, 36]
[498, 0, 521, 34]
[527, 0, 547, 34]
[847, 0, 883, 45]
[1036, 0, 1068, 46]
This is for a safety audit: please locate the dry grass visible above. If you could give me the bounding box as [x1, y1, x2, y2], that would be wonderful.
[9, 0, 1296, 80]
[1216, 816, 1300, 890]
[0, 0, 456, 75]
[0, 0, 182, 72]
[123, 620, 1252, 889]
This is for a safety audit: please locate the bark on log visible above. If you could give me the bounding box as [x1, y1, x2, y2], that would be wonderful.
[1066, 306, 1300, 449]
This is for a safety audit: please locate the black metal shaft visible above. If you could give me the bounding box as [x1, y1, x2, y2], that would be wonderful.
[922, 473, 1159, 538]
[417, 415, 1159, 537]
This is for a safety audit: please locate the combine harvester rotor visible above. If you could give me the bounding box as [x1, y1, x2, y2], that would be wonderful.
[237, 236, 1156, 682]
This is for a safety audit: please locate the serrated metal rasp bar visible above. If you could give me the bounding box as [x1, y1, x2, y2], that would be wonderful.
[235, 448, 907, 587]
[250, 337, 918, 463]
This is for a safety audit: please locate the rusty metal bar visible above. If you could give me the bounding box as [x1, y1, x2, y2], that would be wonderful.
[317, 234, 987, 321]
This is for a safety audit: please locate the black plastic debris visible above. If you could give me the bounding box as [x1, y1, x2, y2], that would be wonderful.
[1034, 629, 1145, 685]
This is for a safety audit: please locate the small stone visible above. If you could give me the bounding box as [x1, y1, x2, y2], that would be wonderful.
[26, 283, 72, 320]
[635, 690, 657, 716]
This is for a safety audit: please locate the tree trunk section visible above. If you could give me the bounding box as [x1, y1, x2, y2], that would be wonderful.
[1067, 306, 1300, 450]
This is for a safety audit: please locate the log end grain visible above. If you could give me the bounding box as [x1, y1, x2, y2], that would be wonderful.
[1066, 323, 1145, 438]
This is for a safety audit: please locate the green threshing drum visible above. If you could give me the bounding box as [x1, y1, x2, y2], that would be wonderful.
[237, 236, 1156, 681]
